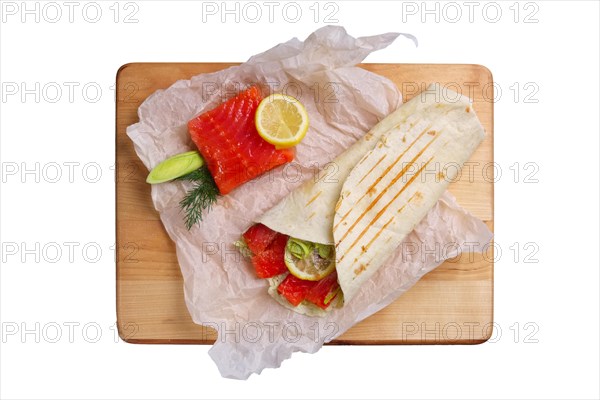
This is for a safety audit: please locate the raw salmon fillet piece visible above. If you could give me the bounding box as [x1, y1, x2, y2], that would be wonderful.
[250, 233, 289, 279]
[277, 274, 317, 306]
[188, 86, 295, 195]
[278, 270, 339, 309]
[243, 223, 278, 255]
[304, 271, 339, 309]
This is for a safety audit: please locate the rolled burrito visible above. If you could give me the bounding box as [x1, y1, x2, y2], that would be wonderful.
[239, 83, 486, 316]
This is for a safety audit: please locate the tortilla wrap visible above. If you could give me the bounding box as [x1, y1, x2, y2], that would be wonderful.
[255, 83, 485, 315]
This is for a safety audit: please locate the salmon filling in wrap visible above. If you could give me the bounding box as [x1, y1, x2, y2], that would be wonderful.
[237, 83, 486, 316]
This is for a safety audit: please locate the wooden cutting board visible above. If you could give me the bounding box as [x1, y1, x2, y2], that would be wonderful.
[116, 63, 494, 344]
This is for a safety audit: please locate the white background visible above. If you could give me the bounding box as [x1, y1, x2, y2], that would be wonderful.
[1, 1, 598, 399]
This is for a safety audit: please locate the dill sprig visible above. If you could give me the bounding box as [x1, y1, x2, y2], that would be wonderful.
[177, 166, 219, 230]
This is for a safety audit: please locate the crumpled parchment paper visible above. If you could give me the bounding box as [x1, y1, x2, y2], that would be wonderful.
[126, 26, 493, 379]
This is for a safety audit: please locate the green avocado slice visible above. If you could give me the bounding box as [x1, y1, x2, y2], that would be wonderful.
[146, 151, 204, 184]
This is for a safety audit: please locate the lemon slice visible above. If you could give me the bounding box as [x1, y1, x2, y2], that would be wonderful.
[284, 245, 335, 281]
[255, 93, 309, 149]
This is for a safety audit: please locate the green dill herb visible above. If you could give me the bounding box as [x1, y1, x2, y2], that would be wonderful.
[177, 166, 219, 230]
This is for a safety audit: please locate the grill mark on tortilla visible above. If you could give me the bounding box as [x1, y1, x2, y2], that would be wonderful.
[305, 190, 323, 207]
[336, 131, 441, 247]
[357, 140, 374, 165]
[340, 157, 435, 258]
[334, 199, 342, 212]
[306, 211, 316, 220]
[357, 154, 387, 186]
[412, 191, 424, 205]
[333, 124, 432, 233]
[354, 263, 368, 276]
[354, 191, 422, 256]
[350, 215, 397, 269]
[340, 156, 433, 261]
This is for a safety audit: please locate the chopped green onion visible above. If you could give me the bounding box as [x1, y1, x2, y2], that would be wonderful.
[324, 287, 341, 305]
[316, 243, 333, 259]
[286, 238, 313, 260]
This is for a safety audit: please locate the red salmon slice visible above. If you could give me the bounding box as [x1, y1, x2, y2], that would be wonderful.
[277, 274, 317, 306]
[277, 270, 339, 309]
[188, 86, 295, 195]
[243, 223, 278, 255]
[304, 271, 339, 309]
[250, 232, 289, 278]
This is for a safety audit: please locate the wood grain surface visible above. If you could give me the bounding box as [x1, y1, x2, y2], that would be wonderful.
[115, 63, 494, 344]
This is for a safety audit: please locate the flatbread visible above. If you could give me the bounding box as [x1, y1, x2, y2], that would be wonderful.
[334, 85, 485, 302]
[257, 83, 485, 313]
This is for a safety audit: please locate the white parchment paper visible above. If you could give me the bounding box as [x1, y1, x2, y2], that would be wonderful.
[126, 26, 493, 379]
